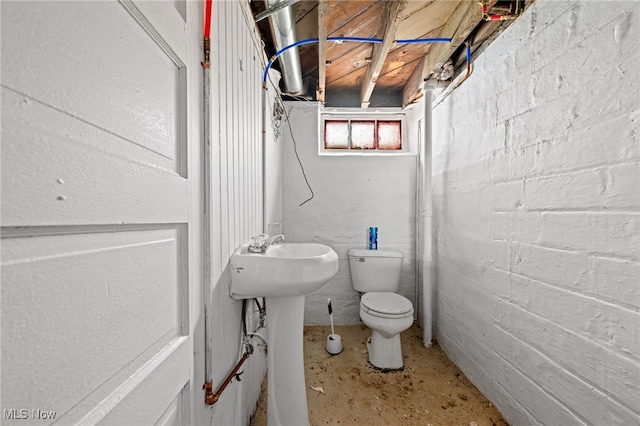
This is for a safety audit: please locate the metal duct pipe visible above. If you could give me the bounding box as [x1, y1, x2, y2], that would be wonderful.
[266, 0, 304, 94]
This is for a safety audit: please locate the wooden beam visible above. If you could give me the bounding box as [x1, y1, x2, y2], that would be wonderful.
[359, 0, 408, 108]
[317, 0, 328, 103]
[402, 0, 497, 106]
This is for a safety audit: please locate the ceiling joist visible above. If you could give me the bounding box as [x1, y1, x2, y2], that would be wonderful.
[359, 0, 408, 108]
[317, 0, 328, 103]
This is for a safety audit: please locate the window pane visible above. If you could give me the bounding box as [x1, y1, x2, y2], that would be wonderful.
[377, 121, 402, 150]
[350, 121, 375, 149]
[324, 120, 349, 149]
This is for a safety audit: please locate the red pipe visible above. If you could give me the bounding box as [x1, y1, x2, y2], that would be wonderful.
[202, 0, 212, 67]
[487, 14, 516, 21]
[204, 0, 212, 39]
[205, 352, 251, 405]
[479, 0, 520, 21]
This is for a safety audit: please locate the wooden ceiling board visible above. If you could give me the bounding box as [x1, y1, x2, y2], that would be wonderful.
[292, 0, 318, 22]
[395, 0, 461, 41]
[372, 22, 445, 90]
[326, 0, 382, 35]
[327, 65, 368, 88]
[293, 2, 319, 40]
[325, 44, 372, 84]
[325, 40, 368, 65]
[376, 57, 421, 89]
[400, 0, 436, 20]
[327, 1, 385, 41]
[379, 25, 442, 76]
[298, 44, 319, 79]
[375, 44, 430, 88]
[322, 1, 385, 75]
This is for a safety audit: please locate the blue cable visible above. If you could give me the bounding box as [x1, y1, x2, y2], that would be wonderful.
[262, 36, 453, 83]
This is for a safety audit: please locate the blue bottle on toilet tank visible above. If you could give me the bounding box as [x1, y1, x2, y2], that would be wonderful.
[368, 227, 378, 250]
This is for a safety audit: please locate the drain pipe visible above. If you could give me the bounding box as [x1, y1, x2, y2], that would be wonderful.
[420, 86, 434, 348]
[414, 119, 422, 324]
[262, 83, 268, 232]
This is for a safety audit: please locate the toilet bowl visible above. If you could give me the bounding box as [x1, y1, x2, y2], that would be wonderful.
[360, 292, 414, 370]
[348, 249, 414, 370]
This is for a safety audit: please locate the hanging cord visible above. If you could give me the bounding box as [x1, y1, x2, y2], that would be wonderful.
[243, 0, 316, 208]
[283, 104, 315, 206]
[264, 60, 315, 207]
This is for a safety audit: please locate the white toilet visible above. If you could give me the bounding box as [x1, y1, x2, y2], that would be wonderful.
[348, 248, 414, 370]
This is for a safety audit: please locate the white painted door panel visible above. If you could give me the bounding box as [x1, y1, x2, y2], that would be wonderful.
[1, 1, 193, 425]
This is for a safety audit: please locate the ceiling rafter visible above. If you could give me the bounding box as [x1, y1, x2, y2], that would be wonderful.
[402, 0, 498, 107]
[359, 0, 408, 108]
[317, 0, 328, 103]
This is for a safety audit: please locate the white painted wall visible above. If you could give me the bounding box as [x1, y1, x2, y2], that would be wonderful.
[282, 102, 418, 324]
[1, 1, 276, 425]
[431, 1, 640, 424]
[207, 1, 277, 425]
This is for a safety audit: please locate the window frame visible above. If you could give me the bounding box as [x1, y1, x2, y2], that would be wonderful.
[319, 109, 409, 156]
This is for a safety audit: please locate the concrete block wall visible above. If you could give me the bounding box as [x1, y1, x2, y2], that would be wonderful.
[282, 102, 417, 324]
[431, 1, 639, 424]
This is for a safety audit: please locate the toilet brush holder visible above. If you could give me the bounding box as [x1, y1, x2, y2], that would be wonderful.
[326, 334, 343, 355]
[326, 298, 343, 355]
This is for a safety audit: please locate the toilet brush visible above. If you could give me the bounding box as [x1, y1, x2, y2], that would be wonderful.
[325, 298, 343, 355]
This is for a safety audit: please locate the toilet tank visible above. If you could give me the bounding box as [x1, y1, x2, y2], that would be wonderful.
[348, 249, 404, 292]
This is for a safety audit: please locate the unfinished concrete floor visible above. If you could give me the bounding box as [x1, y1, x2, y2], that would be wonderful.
[250, 324, 508, 426]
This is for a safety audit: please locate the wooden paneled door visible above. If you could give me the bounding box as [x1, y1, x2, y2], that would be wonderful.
[1, 1, 197, 424]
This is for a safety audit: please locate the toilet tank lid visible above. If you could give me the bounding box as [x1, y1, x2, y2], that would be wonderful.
[348, 249, 403, 258]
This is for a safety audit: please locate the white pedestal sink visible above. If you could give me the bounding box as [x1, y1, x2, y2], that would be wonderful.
[229, 243, 338, 426]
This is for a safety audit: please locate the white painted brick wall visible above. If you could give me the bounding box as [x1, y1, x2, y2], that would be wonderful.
[282, 102, 418, 324]
[432, 0, 639, 424]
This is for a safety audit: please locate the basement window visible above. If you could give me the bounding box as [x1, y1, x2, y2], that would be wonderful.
[320, 111, 406, 155]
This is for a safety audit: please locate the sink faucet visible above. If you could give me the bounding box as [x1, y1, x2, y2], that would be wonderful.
[247, 234, 284, 253]
[266, 234, 285, 246]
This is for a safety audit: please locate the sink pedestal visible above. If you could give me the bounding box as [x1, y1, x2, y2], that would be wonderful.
[266, 295, 309, 426]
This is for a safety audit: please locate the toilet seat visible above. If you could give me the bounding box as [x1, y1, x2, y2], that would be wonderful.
[361, 292, 413, 319]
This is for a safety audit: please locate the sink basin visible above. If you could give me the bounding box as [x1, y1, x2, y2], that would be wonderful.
[229, 243, 338, 299]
